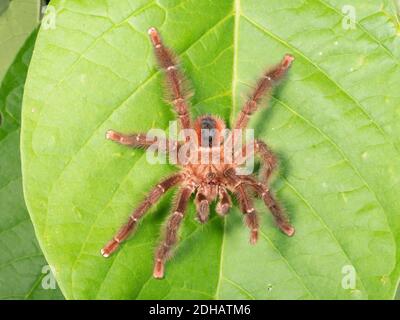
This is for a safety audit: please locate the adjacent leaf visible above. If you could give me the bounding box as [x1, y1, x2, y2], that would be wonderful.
[0, 0, 41, 83]
[0, 30, 63, 300]
[22, 0, 400, 299]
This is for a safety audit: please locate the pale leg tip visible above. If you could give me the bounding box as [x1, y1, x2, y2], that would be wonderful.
[101, 249, 109, 258]
[216, 203, 230, 216]
[153, 261, 164, 279]
[283, 225, 295, 237]
[105, 130, 115, 140]
[250, 238, 257, 245]
[196, 215, 208, 224]
[148, 27, 157, 35]
[285, 53, 295, 61]
[250, 230, 258, 245]
[283, 54, 295, 67]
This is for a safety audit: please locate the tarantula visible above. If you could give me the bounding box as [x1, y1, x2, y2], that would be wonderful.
[101, 27, 295, 278]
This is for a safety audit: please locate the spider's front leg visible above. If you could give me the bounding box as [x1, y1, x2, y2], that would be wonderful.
[106, 130, 179, 154]
[148, 27, 192, 130]
[101, 173, 183, 257]
[234, 54, 294, 130]
[154, 185, 194, 278]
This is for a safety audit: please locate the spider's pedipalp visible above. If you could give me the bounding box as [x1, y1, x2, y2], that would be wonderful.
[195, 190, 209, 223]
[154, 185, 194, 278]
[216, 187, 231, 216]
[101, 173, 183, 258]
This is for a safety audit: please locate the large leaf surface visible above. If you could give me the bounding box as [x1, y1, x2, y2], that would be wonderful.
[0, 0, 40, 83]
[0, 30, 63, 300]
[21, 0, 400, 299]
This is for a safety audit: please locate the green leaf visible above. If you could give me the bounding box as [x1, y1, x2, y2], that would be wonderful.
[0, 30, 63, 299]
[21, 0, 400, 299]
[0, 0, 41, 83]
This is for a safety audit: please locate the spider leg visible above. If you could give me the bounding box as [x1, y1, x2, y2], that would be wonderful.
[101, 173, 183, 258]
[234, 54, 294, 130]
[224, 168, 294, 237]
[194, 189, 209, 223]
[216, 186, 232, 216]
[238, 175, 294, 237]
[235, 139, 278, 184]
[148, 27, 191, 130]
[258, 184, 294, 236]
[233, 183, 259, 244]
[154, 185, 194, 278]
[106, 130, 179, 154]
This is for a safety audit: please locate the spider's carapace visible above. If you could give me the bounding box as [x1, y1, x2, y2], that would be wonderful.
[101, 27, 295, 279]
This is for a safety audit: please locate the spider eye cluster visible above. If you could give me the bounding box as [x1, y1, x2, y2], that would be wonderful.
[194, 115, 226, 148]
[200, 117, 217, 147]
[200, 117, 217, 130]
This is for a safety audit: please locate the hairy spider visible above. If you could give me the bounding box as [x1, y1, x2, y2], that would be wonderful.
[101, 27, 295, 279]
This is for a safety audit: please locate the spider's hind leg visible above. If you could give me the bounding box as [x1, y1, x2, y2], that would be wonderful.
[154, 185, 194, 279]
[234, 184, 260, 245]
[224, 169, 259, 244]
[241, 175, 295, 237]
[101, 174, 182, 258]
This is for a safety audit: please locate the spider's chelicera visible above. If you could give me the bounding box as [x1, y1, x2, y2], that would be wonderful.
[101, 27, 295, 278]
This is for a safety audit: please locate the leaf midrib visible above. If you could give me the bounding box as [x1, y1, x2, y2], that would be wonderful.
[63, 12, 235, 299]
[214, 0, 241, 300]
